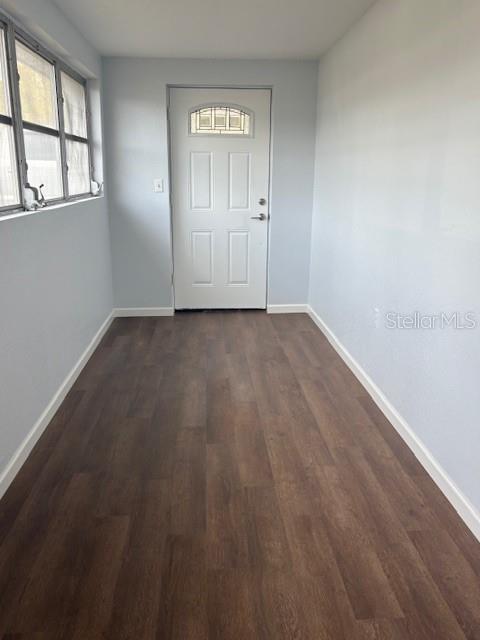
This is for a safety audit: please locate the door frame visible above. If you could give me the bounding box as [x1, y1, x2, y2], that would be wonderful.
[166, 84, 273, 311]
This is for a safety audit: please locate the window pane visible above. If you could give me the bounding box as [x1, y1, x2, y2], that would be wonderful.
[198, 108, 212, 129]
[66, 139, 90, 195]
[0, 123, 20, 207]
[61, 72, 87, 138]
[16, 41, 58, 129]
[190, 106, 251, 136]
[24, 130, 63, 199]
[214, 107, 227, 129]
[0, 28, 11, 117]
[229, 110, 241, 130]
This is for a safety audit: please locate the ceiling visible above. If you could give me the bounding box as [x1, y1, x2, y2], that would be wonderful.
[52, 0, 376, 59]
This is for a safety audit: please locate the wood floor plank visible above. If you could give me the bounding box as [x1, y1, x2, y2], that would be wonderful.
[104, 478, 170, 640]
[244, 486, 292, 571]
[378, 540, 468, 640]
[0, 311, 478, 639]
[2, 473, 99, 634]
[297, 569, 354, 640]
[62, 515, 130, 637]
[155, 534, 207, 640]
[257, 569, 311, 639]
[409, 529, 480, 639]
[233, 402, 274, 488]
[207, 569, 267, 640]
[353, 618, 411, 640]
[206, 443, 250, 570]
[314, 464, 404, 621]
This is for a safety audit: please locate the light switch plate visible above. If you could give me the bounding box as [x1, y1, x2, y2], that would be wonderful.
[153, 178, 164, 193]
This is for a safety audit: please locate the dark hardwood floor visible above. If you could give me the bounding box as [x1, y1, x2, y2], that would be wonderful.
[1, 311, 479, 639]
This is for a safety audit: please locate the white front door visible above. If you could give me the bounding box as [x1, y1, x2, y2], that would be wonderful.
[170, 88, 271, 309]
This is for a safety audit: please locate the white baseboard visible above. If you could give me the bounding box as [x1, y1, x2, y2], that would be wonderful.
[267, 304, 309, 314]
[0, 312, 114, 500]
[307, 305, 480, 542]
[113, 307, 174, 317]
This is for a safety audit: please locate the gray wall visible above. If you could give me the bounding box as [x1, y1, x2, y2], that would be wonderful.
[0, 0, 112, 482]
[309, 0, 480, 511]
[102, 58, 318, 308]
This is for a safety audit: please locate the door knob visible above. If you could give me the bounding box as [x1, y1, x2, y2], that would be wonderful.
[250, 213, 267, 221]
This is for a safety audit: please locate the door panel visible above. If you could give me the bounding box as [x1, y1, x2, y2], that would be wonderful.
[228, 231, 250, 285]
[228, 152, 251, 210]
[192, 231, 214, 285]
[170, 88, 271, 309]
[190, 152, 213, 210]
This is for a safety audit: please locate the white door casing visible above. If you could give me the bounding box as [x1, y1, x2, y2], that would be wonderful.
[170, 88, 271, 309]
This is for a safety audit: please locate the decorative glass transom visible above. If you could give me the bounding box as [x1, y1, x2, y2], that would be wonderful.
[190, 106, 251, 136]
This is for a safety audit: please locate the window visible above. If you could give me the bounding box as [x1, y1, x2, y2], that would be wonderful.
[61, 72, 90, 196]
[0, 26, 20, 209]
[16, 41, 63, 200]
[190, 105, 252, 136]
[0, 11, 94, 216]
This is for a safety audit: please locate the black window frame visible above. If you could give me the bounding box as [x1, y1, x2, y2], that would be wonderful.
[0, 10, 94, 217]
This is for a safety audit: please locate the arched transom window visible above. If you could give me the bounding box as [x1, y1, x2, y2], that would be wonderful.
[190, 105, 252, 136]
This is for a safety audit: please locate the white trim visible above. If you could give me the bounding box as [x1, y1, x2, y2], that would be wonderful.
[0, 311, 114, 500]
[307, 305, 480, 543]
[267, 304, 309, 314]
[113, 307, 174, 317]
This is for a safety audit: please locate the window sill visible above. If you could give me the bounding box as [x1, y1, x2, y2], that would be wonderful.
[0, 195, 104, 222]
